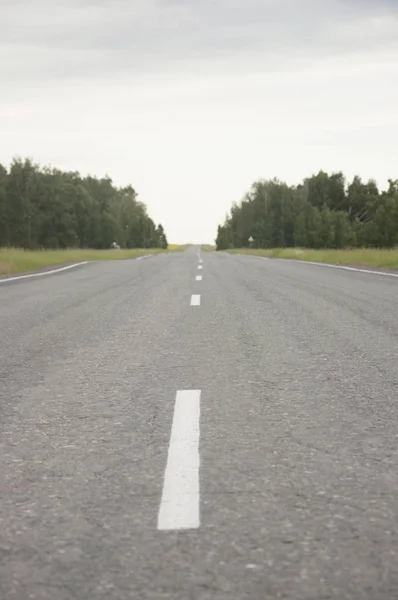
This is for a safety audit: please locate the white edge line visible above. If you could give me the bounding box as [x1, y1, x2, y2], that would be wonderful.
[0, 252, 157, 284]
[0, 261, 89, 283]
[157, 390, 201, 531]
[235, 253, 398, 279]
[276, 257, 398, 278]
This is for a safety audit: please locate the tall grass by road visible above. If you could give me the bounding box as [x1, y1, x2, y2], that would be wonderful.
[167, 244, 190, 252]
[0, 246, 187, 276]
[226, 248, 398, 270]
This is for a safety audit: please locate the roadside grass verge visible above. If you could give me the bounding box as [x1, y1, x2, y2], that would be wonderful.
[167, 244, 190, 252]
[201, 244, 216, 251]
[226, 247, 398, 270]
[0, 247, 180, 276]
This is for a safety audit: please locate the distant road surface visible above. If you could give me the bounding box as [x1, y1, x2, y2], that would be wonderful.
[1, 246, 398, 599]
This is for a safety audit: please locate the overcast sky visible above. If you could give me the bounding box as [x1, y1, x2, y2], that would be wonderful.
[1, 0, 398, 243]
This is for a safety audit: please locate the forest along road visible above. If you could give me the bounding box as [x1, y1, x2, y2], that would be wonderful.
[1, 245, 398, 600]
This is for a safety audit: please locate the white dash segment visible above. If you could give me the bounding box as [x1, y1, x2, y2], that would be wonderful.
[157, 390, 201, 530]
[190, 294, 201, 306]
[198, 265, 203, 270]
[199, 259, 203, 264]
[196, 275, 202, 281]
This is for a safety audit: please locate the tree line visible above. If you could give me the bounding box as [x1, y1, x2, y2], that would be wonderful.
[0, 158, 168, 249]
[215, 171, 398, 250]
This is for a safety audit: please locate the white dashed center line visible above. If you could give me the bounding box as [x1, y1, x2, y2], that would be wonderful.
[196, 275, 202, 281]
[157, 390, 201, 530]
[190, 294, 201, 306]
[198, 265, 203, 270]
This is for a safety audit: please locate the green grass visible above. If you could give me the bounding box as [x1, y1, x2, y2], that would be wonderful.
[0, 246, 187, 276]
[226, 247, 398, 270]
[201, 244, 216, 252]
[167, 244, 190, 252]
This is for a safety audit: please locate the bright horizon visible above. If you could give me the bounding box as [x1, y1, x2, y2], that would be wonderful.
[1, 0, 398, 244]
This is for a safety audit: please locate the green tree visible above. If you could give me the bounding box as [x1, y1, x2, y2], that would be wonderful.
[0, 157, 168, 250]
[0, 163, 8, 246]
[347, 176, 379, 224]
[318, 208, 335, 248]
[333, 211, 356, 248]
[6, 158, 41, 248]
[215, 224, 230, 250]
[156, 224, 168, 249]
[305, 171, 346, 211]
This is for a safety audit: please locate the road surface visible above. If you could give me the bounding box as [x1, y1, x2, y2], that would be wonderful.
[1, 247, 398, 599]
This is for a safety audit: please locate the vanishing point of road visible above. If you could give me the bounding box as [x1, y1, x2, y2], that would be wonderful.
[1, 246, 398, 599]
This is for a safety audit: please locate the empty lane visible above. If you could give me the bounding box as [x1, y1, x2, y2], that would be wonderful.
[1, 248, 398, 599]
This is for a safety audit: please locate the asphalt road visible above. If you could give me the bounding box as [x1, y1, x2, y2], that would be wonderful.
[1, 247, 398, 600]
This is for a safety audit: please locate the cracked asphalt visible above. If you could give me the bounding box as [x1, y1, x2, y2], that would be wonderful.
[1, 246, 398, 599]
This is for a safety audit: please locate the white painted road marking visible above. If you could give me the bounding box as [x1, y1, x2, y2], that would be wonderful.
[199, 259, 203, 264]
[0, 252, 154, 284]
[190, 294, 201, 306]
[198, 265, 203, 270]
[291, 258, 398, 278]
[196, 275, 202, 281]
[157, 390, 201, 530]
[0, 262, 88, 284]
[235, 253, 398, 279]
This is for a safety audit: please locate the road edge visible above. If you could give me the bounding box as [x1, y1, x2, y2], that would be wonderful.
[0, 261, 89, 283]
[232, 253, 398, 279]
